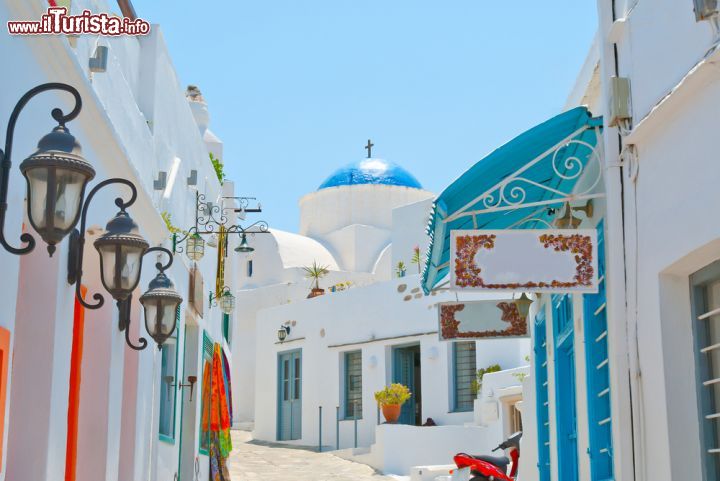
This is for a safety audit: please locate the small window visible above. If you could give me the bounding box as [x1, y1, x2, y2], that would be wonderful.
[344, 351, 362, 418]
[158, 308, 180, 442]
[452, 341, 477, 412]
[199, 332, 214, 454]
[247, 260, 253, 277]
[691, 261, 720, 480]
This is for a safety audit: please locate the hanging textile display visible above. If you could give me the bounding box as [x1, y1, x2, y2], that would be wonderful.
[221, 349, 233, 422]
[208, 343, 232, 481]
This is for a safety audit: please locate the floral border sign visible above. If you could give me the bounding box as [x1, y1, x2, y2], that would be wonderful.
[438, 300, 529, 341]
[450, 229, 599, 294]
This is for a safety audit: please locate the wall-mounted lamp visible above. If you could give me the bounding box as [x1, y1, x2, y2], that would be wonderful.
[209, 286, 235, 315]
[89, 45, 109, 73]
[0, 84, 183, 350]
[66, 189, 182, 350]
[277, 325, 291, 342]
[0, 83, 97, 257]
[178, 375, 198, 402]
[514, 293, 533, 320]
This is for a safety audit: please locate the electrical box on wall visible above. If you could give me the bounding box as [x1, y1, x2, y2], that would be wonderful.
[607, 76, 632, 128]
[694, 0, 719, 21]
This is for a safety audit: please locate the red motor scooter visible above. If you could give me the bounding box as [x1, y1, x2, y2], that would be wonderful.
[451, 431, 522, 481]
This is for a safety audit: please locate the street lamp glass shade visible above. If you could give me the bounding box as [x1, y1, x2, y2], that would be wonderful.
[140, 272, 182, 347]
[235, 233, 254, 253]
[93, 210, 149, 300]
[277, 327, 287, 342]
[218, 290, 235, 314]
[514, 293, 533, 319]
[20, 125, 95, 255]
[186, 233, 205, 261]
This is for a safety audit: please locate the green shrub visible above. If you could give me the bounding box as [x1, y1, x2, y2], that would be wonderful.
[470, 363, 502, 396]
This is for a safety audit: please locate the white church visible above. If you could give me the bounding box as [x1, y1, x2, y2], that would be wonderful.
[229, 148, 531, 474]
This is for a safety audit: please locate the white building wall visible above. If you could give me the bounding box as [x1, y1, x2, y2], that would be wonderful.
[594, 2, 720, 481]
[252, 274, 530, 449]
[0, 2, 236, 481]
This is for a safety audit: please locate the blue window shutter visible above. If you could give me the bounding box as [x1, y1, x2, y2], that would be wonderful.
[452, 342, 477, 412]
[534, 310, 551, 481]
[583, 221, 614, 481]
[344, 351, 362, 418]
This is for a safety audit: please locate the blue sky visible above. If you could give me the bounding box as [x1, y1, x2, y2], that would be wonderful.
[134, 1, 598, 232]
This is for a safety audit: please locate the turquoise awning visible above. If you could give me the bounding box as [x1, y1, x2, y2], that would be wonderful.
[421, 107, 603, 294]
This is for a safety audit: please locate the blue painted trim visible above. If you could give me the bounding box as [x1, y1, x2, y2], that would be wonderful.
[534, 309, 551, 481]
[553, 294, 579, 481]
[583, 220, 614, 481]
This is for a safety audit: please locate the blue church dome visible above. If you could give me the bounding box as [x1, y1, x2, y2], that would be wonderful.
[318, 158, 423, 190]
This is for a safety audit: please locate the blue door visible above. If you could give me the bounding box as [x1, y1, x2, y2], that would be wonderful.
[534, 310, 551, 481]
[583, 221, 614, 480]
[553, 294, 579, 481]
[277, 350, 302, 440]
[392, 345, 421, 425]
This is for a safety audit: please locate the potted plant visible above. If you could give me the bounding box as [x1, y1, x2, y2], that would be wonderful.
[303, 261, 329, 298]
[396, 261, 407, 278]
[374, 383, 412, 424]
[410, 245, 422, 274]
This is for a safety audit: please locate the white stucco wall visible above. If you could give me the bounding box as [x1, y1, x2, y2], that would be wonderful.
[593, 2, 720, 481]
[252, 274, 530, 450]
[0, 2, 236, 481]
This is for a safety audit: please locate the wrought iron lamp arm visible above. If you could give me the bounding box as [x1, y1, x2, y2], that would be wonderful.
[172, 226, 198, 254]
[120, 246, 173, 351]
[226, 220, 270, 234]
[71, 178, 138, 310]
[196, 192, 229, 228]
[0, 83, 81, 255]
[144, 245, 173, 273]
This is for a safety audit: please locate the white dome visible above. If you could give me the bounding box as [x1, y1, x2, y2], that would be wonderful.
[271, 230, 339, 270]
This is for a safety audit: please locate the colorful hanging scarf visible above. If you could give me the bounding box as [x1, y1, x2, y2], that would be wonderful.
[208, 344, 233, 481]
[222, 349, 233, 422]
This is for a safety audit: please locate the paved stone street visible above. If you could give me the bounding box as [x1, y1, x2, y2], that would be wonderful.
[227, 431, 400, 481]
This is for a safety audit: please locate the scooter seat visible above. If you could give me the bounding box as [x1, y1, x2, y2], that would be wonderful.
[470, 454, 509, 468]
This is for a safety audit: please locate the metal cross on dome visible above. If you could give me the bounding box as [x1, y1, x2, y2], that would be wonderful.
[365, 139, 374, 158]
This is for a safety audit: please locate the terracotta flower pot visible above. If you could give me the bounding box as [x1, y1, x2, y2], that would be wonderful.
[381, 404, 402, 424]
[307, 288, 325, 299]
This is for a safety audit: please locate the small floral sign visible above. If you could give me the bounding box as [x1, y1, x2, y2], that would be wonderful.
[450, 229, 599, 293]
[438, 300, 529, 340]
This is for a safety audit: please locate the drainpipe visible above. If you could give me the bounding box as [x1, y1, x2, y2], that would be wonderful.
[596, 2, 641, 481]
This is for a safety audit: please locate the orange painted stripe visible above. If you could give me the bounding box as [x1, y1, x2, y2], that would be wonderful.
[65, 286, 86, 481]
[0, 327, 11, 471]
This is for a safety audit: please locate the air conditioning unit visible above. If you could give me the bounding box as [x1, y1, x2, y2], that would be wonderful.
[694, 0, 719, 22]
[607, 77, 632, 128]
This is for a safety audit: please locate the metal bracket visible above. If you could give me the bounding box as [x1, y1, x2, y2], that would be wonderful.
[89, 45, 109, 73]
[67, 228, 81, 285]
[153, 171, 167, 191]
[187, 169, 197, 186]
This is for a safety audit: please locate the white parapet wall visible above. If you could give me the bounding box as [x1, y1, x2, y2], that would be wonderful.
[336, 424, 499, 476]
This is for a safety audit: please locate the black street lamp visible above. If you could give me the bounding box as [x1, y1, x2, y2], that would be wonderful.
[140, 250, 183, 349]
[66, 184, 182, 350]
[2, 84, 184, 351]
[0, 83, 96, 256]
